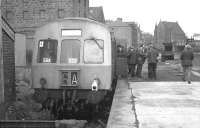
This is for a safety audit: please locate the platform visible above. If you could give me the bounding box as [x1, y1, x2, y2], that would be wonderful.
[129, 81, 200, 128]
[107, 80, 200, 128]
[106, 80, 137, 128]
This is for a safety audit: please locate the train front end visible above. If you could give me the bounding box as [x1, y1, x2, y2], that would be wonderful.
[32, 18, 113, 103]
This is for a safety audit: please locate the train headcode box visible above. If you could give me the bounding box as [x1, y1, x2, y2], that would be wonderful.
[60, 70, 80, 87]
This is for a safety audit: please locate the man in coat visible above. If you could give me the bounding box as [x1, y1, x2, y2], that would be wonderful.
[180, 44, 194, 84]
[136, 45, 146, 78]
[127, 47, 137, 77]
[147, 45, 159, 80]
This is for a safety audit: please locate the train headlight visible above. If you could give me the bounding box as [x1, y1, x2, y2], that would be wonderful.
[91, 78, 100, 91]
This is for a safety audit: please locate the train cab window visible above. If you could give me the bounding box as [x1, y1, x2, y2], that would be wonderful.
[84, 39, 104, 63]
[37, 39, 58, 63]
[60, 39, 80, 64]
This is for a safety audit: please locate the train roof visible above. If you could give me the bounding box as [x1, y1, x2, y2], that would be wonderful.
[37, 17, 109, 30]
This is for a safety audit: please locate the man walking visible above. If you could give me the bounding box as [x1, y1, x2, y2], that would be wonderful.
[127, 47, 137, 78]
[180, 44, 194, 84]
[147, 45, 159, 80]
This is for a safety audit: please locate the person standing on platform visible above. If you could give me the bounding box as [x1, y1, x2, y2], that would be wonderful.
[127, 47, 137, 78]
[136, 45, 146, 78]
[147, 45, 159, 80]
[180, 44, 194, 84]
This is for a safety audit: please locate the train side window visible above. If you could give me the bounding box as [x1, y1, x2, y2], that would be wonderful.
[37, 39, 58, 63]
[60, 39, 80, 64]
[84, 39, 104, 64]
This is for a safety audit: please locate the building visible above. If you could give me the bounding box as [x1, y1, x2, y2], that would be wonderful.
[106, 18, 141, 49]
[88, 6, 105, 23]
[0, 15, 15, 106]
[141, 32, 154, 45]
[193, 33, 200, 40]
[187, 34, 200, 52]
[154, 21, 186, 51]
[1, 0, 89, 51]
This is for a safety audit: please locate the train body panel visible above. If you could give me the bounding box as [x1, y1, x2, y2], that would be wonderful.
[32, 18, 114, 90]
[32, 65, 112, 89]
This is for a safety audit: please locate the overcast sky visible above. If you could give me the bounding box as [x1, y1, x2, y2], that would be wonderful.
[90, 0, 200, 37]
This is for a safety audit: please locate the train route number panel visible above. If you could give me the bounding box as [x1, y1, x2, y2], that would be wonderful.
[60, 71, 80, 87]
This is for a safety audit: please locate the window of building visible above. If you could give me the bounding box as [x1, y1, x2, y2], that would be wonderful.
[40, 0, 45, 5]
[23, 0, 29, 5]
[6, 0, 15, 4]
[37, 39, 58, 63]
[60, 39, 81, 64]
[6, 11, 14, 21]
[39, 10, 46, 19]
[58, 9, 65, 18]
[84, 39, 104, 63]
[23, 10, 32, 20]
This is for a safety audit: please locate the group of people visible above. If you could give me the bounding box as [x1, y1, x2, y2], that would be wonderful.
[127, 44, 159, 80]
[126, 43, 194, 84]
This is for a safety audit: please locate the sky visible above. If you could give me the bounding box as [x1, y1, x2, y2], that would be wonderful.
[90, 0, 200, 37]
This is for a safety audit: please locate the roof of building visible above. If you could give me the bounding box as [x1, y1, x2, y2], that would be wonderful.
[88, 7, 105, 23]
[159, 21, 185, 36]
[106, 18, 138, 28]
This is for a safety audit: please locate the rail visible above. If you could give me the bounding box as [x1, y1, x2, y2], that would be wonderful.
[0, 120, 55, 128]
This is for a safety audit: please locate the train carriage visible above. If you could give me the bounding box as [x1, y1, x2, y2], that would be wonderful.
[32, 18, 116, 105]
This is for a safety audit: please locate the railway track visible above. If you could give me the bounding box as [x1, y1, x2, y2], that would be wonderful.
[0, 77, 118, 128]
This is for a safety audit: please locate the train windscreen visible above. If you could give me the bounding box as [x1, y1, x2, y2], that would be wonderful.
[84, 39, 104, 63]
[60, 39, 81, 64]
[37, 39, 58, 63]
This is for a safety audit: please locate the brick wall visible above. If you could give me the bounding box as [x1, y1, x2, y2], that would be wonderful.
[2, 0, 89, 32]
[0, 0, 4, 104]
[2, 29, 15, 103]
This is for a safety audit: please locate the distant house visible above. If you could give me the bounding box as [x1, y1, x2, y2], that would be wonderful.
[193, 33, 200, 40]
[106, 18, 142, 49]
[189, 34, 200, 52]
[142, 32, 154, 45]
[88, 6, 105, 23]
[154, 21, 186, 51]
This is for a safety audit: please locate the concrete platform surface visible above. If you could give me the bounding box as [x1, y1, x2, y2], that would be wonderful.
[107, 80, 136, 128]
[129, 82, 200, 128]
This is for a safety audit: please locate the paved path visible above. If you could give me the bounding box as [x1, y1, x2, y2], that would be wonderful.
[129, 82, 200, 128]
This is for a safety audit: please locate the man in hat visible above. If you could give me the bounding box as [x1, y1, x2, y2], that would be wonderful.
[127, 47, 137, 77]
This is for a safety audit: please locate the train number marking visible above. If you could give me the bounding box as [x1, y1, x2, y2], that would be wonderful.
[71, 72, 78, 85]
